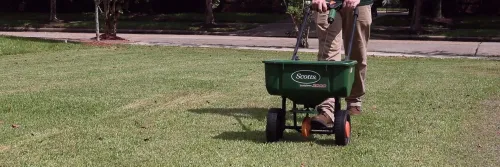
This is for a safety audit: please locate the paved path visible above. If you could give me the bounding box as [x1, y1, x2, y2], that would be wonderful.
[0, 31, 499, 60]
[1, 11, 499, 60]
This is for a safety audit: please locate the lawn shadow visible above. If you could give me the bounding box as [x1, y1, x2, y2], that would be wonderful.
[407, 50, 475, 57]
[0, 35, 65, 43]
[188, 107, 341, 146]
[212, 129, 340, 146]
[188, 107, 267, 132]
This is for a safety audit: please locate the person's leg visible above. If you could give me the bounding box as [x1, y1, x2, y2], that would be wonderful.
[311, 10, 343, 127]
[315, 10, 343, 61]
[340, 5, 372, 115]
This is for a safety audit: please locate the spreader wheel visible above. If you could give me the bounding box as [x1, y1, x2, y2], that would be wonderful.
[266, 108, 285, 142]
[301, 116, 311, 138]
[334, 110, 351, 146]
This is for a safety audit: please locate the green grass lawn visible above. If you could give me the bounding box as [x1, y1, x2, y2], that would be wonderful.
[0, 36, 499, 166]
[376, 8, 409, 13]
[0, 12, 287, 32]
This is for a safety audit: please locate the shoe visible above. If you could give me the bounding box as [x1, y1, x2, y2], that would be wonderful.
[347, 106, 362, 115]
[310, 110, 334, 129]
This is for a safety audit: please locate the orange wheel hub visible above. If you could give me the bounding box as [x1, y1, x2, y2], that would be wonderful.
[345, 121, 351, 138]
[301, 117, 311, 138]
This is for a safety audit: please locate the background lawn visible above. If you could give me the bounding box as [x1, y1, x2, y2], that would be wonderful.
[0, 12, 288, 32]
[372, 15, 500, 38]
[0, 36, 499, 166]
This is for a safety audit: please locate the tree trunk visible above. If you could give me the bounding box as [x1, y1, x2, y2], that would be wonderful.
[434, 0, 443, 18]
[407, 0, 414, 17]
[94, 0, 100, 41]
[289, 13, 299, 37]
[271, 0, 284, 13]
[287, 1, 310, 48]
[300, 8, 310, 48]
[301, 25, 310, 48]
[18, 0, 26, 12]
[106, 18, 113, 37]
[111, 0, 119, 36]
[103, 0, 109, 36]
[214, 0, 226, 12]
[205, 0, 215, 25]
[100, 0, 123, 39]
[49, 0, 59, 22]
[410, 0, 423, 34]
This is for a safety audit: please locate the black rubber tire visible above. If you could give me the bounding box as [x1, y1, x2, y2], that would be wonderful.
[334, 110, 351, 146]
[266, 108, 285, 142]
[278, 108, 286, 139]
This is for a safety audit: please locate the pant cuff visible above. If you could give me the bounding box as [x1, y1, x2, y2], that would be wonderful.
[347, 102, 362, 107]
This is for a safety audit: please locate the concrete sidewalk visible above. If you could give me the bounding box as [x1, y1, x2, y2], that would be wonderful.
[3, 11, 498, 43]
[1, 31, 499, 60]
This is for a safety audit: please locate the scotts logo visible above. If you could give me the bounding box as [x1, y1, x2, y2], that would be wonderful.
[291, 70, 321, 84]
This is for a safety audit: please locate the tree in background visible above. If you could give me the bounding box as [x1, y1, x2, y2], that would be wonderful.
[94, 0, 101, 41]
[285, 0, 312, 48]
[206, 0, 216, 26]
[383, 0, 423, 33]
[434, 0, 443, 19]
[49, 0, 60, 22]
[409, 0, 423, 33]
[100, 0, 125, 40]
[94, 0, 153, 40]
[382, 0, 400, 7]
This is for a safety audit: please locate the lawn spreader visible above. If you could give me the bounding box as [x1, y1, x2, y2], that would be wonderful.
[262, 0, 359, 146]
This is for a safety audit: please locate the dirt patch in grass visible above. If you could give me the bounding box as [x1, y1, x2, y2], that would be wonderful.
[454, 63, 500, 77]
[80, 39, 131, 47]
[122, 97, 156, 110]
[481, 98, 500, 138]
[82, 41, 115, 47]
[68, 35, 133, 47]
[466, 97, 500, 165]
[121, 92, 223, 111]
[0, 145, 10, 152]
[0, 86, 43, 96]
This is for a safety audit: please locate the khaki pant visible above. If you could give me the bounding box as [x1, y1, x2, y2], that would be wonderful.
[315, 5, 372, 111]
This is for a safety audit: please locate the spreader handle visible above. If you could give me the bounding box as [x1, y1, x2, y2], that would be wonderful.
[291, 7, 312, 61]
[345, 7, 359, 61]
[326, 0, 343, 24]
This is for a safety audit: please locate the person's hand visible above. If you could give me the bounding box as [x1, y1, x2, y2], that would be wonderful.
[311, 0, 327, 13]
[343, 0, 360, 9]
